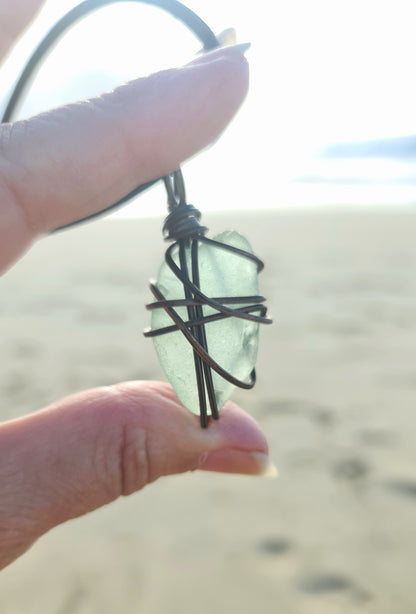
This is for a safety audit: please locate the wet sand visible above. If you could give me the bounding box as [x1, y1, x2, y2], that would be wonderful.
[1, 207, 415, 613]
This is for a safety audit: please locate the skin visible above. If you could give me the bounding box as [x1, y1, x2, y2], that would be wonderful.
[0, 2, 271, 571]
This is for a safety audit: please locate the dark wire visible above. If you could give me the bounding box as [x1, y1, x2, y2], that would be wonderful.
[1, 0, 220, 230]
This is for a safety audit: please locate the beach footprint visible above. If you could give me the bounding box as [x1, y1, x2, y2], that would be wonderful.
[297, 572, 372, 603]
[383, 479, 416, 500]
[355, 427, 396, 447]
[256, 536, 293, 556]
[331, 457, 371, 482]
[298, 572, 353, 594]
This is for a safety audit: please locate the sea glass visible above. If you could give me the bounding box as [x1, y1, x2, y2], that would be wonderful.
[151, 231, 260, 415]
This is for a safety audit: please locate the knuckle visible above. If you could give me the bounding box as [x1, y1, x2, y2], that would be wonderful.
[119, 421, 150, 497]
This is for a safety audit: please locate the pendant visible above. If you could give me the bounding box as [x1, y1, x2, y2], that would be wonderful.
[144, 170, 271, 427]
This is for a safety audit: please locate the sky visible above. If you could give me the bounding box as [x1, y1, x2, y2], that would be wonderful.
[1, 0, 416, 217]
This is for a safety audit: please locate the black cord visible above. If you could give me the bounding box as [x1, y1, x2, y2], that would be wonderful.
[1, 0, 220, 230]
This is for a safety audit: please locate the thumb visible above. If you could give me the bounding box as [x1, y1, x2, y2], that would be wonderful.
[0, 381, 273, 570]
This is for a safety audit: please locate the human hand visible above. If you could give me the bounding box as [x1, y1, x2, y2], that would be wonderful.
[0, 2, 273, 571]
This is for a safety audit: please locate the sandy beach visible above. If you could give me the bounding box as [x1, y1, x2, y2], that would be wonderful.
[0, 207, 415, 613]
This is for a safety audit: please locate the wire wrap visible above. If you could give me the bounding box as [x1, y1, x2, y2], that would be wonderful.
[144, 172, 272, 427]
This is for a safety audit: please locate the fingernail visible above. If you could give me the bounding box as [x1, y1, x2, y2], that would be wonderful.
[188, 42, 251, 66]
[199, 449, 278, 477]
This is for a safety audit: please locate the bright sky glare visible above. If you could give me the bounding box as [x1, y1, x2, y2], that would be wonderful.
[1, 0, 416, 216]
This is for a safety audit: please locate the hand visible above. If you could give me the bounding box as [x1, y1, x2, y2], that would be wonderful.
[0, 2, 273, 571]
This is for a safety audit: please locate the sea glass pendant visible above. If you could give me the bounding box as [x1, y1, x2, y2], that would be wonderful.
[144, 169, 271, 427]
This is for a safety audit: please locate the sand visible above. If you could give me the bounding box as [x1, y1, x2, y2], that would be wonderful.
[0, 207, 415, 613]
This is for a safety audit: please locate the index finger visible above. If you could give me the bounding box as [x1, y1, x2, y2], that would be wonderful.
[0, 46, 249, 273]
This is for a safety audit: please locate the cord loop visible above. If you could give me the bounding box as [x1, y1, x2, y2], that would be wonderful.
[162, 170, 207, 241]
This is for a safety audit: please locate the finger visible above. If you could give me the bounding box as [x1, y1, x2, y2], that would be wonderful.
[0, 380, 273, 570]
[0, 45, 249, 273]
[0, 0, 45, 61]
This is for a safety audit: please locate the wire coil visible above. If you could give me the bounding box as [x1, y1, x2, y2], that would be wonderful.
[144, 171, 272, 427]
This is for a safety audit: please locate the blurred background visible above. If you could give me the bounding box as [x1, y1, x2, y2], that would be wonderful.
[0, 1, 415, 613]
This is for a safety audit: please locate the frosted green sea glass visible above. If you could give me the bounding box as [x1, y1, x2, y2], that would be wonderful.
[151, 231, 260, 415]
